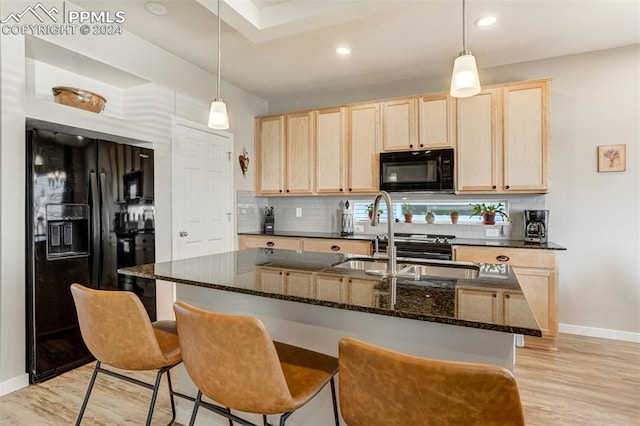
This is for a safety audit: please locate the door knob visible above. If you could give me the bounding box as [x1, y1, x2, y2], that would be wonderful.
[179, 231, 188, 237]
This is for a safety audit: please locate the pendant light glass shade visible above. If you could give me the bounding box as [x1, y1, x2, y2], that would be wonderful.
[450, 0, 481, 98]
[450, 52, 481, 97]
[208, 99, 229, 129]
[208, 0, 229, 129]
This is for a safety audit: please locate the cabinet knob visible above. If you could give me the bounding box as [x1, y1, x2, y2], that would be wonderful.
[505, 294, 511, 299]
[279, 190, 283, 193]
[496, 255, 510, 262]
[492, 185, 497, 190]
[179, 231, 188, 237]
[492, 293, 497, 298]
[340, 188, 343, 192]
[349, 188, 353, 192]
[505, 185, 511, 189]
[420, 144, 424, 148]
[266, 241, 275, 247]
[409, 144, 413, 148]
[279, 271, 283, 275]
[286, 189, 290, 193]
[330, 245, 341, 251]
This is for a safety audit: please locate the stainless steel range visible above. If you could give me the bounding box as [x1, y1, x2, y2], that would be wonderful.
[377, 233, 455, 260]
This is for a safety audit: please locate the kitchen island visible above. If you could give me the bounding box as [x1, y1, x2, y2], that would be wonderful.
[119, 248, 540, 426]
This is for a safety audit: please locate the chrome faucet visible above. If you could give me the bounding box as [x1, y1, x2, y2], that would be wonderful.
[371, 190, 397, 275]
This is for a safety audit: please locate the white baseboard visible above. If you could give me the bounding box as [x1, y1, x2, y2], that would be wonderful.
[0, 373, 29, 396]
[560, 323, 640, 343]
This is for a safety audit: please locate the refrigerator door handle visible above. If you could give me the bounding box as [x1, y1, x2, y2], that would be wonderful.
[99, 172, 110, 287]
[90, 172, 100, 287]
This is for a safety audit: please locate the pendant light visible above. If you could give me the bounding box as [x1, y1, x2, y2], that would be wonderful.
[208, 0, 229, 129]
[450, 0, 481, 98]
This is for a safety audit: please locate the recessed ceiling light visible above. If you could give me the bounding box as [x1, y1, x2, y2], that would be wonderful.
[335, 47, 351, 56]
[475, 16, 497, 27]
[144, 1, 168, 16]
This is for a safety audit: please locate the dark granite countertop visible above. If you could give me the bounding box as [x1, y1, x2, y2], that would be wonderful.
[119, 249, 541, 337]
[238, 230, 379, 241]
[238, 231, 566, 250]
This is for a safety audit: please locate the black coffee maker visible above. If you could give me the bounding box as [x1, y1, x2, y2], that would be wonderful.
[524, 210, 549, 243]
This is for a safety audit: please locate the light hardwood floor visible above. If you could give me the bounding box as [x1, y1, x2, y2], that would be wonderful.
[1, 333, 638, 425]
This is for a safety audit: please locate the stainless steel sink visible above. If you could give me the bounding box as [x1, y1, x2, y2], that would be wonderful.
[399, 264, 479, 280]
[331, 258, 479, 280]
[332, 259, 387, 271]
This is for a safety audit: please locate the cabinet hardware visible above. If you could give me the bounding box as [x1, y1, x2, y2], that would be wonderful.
[179, 231, 188, 237]
[340, 188, 343, 192]
[349, 188, 352, 191]
[492, 293, 497, 298]
[279, 271, 282, 275]
[266, 241, 275, 247]
[505, 185, 510, 189]
[505, 294, 511, 299]
[286, 189, 290, 193]
[496, 255, 510, 262]
[330, 245, 341, 251]
[409, 144, 413, 148]
[279, 190, 283, 193]
[492, 185, 497, 189]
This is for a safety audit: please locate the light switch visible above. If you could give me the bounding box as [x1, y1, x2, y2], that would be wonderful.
[296, 208, 302, 217]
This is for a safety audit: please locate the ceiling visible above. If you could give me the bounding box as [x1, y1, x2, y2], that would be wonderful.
[70, 0, 640, 101]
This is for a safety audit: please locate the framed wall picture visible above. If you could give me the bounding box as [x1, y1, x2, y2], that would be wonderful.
[597, 144, 626, 172]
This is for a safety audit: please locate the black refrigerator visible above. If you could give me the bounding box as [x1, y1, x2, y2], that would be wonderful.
[26, 119, 156, 383]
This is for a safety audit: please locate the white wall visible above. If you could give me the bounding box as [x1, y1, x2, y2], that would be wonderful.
[0, 2, 268, 393]
[268, 45, 640, 339]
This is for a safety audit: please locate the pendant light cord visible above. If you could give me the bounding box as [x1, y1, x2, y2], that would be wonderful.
[216, 0, 222, 100]
[462, 0, 467, 53]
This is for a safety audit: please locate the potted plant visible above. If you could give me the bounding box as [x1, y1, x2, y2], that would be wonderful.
[450, 210, 459, 224]
[425, 211, 435, 224]
[367, 203, 383, 220]
[469, 203, 511, 225]
[401, 203, 415, 223]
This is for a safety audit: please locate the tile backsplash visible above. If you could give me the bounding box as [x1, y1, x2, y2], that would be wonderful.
[237, 192, 548, 241]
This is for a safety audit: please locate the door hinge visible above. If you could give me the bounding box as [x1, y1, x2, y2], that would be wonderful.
[226, 152, 232, 161]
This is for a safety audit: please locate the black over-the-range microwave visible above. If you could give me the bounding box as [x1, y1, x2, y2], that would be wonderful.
[379, 148, 455, 192]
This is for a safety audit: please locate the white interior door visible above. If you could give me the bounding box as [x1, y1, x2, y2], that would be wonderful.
[172, 120, 233, 260]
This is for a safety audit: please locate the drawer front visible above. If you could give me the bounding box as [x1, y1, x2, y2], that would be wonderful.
[302, 238, 372, 255]
[239, 235, 302, 251]
[454, 246, 556, 269]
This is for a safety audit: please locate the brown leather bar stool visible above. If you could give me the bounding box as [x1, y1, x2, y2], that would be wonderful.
[70, 284, 182, 426]
[338, 337, 525, 426]
[173, 301, 340, 426]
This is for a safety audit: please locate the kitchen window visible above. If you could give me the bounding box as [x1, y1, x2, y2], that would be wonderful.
[353, 201, 510, 225]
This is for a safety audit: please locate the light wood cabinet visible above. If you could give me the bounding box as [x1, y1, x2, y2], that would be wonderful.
[347, 277, 379, 307]
[418, 93, 455, 149]
[255, 267, 314, 298]
[285, 111, 314, 194]
[315, 274, 347, 303]
[284, 270, 315, 298]
[382, 98, 417, 151]
[453, 245, 559, 350]
[238, 235, 302, 251]
[255, 115, 285, 194]
[348, 103, 381, 193]
[456, 288, 498, 323]
[502, 81, 549, 192]
[255, 112, 314, 195]
[456, 79, 550, 194]
[302, 238, 372, 256]
[255, 267, 286, 294]
[238, 235, 371, 256]
[315, 107, 348, 194]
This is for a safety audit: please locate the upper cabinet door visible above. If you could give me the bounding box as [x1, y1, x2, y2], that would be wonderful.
[348, 103, 381, 193]
[418, 93, 455, 149]
[502, 81, 549, 193]
[382, 98, 417, 151]
[285, 111, 314, 194]
[256, 115, 285, 195]
[316, 107, 347, 194]
[456, 89, 500, 192]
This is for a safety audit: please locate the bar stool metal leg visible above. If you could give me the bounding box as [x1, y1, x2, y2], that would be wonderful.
[330, 377, 340, 426]
[75, 361, 102, 426]
[189, 390, 203, 426]
[145, 368, 165, 426]
[166, 368, 177, 426]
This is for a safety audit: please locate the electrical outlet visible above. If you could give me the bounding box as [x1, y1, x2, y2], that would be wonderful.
[485, 228, 500, 237]
[296, 207, 302, 218]
[354, 224, 364, 233]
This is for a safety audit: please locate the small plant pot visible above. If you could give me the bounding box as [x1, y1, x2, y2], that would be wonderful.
[482, 212, 497, 225]
[404, 213, 413, 223]
[450, 213, 459, 224]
